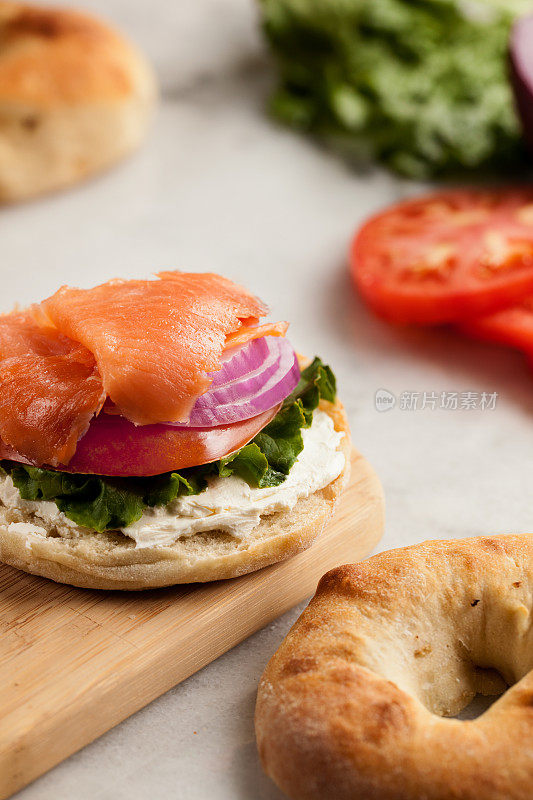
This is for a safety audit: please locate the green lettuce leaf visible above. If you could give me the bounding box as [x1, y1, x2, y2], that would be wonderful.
[2, 357, 337, 532]
[8, 465, 200, 532]
[223, 356, 337, 486]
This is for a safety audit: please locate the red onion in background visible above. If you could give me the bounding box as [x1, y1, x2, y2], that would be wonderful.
[510, 15, 533, 152]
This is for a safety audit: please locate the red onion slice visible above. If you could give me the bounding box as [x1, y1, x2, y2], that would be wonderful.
[172, 336, 300, 428]
[211, 336, 274, 388]
[208, 341, 286, 403]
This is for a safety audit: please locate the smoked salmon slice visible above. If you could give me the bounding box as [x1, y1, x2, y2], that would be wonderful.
[224, 320, 288, 349]
[0, 311, 105, 466]
[42, 272, 281, 426]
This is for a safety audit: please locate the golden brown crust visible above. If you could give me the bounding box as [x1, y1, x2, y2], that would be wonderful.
[0, 1, 156, 201]
[0, 2, 142, 105]
[0, 398, 351, 590]
[255, 534, 533, 800]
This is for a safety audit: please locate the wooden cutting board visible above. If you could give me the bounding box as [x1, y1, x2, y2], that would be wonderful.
[0, 448, 384, 799]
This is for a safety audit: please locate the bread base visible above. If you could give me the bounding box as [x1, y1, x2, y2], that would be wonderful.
[0, 399, 351, 589]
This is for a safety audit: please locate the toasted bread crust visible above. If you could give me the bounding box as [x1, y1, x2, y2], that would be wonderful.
[255, 534, 533, 800]
[0, 398, 351, 590]
[0, 1, 156, 201]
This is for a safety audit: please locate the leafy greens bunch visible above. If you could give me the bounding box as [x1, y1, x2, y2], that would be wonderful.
[1, 358, 336, 533]
[260, 0, 527, 177]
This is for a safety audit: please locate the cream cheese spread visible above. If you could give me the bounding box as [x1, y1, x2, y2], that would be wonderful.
[0, 409, 345, 549]
[125, 409, 345, 547]
[0, 475, 81, 543]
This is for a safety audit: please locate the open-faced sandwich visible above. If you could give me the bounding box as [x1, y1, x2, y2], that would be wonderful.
[0, 272, 350, 589]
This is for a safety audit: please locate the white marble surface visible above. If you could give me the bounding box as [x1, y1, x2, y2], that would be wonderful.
[6, 1, 533, 798]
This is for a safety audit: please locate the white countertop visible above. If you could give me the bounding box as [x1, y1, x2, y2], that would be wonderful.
[8, 1, 533, 798]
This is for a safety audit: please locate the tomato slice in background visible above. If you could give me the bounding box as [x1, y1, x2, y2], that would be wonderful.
[350, 189, 533, 325]
[458, 299, 533, 354]
[0, 405, 280, 477]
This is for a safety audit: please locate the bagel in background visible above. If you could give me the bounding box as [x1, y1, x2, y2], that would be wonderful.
[256, 534, 533, 800]
[0, 1, 156, 202]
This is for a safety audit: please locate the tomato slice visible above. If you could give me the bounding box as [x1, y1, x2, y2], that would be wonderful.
[350, 189, 533, 325]
[458, 299, 533, 354]
[0, 406, 280, 477]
